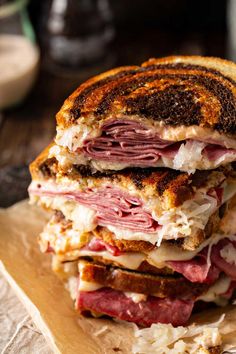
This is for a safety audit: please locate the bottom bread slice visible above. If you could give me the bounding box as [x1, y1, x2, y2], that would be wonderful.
[77, 259, 208, 299]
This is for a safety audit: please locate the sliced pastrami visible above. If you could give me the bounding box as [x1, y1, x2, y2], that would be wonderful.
[77, 287, 194, 327]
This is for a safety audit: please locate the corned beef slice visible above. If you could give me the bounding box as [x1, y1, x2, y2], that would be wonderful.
[83, 120, 236, 164]
[169, 239, 236, 283]
[77, 287, 194, 327]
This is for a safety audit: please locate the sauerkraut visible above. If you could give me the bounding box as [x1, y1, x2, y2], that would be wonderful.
[133, 315, 224, 354]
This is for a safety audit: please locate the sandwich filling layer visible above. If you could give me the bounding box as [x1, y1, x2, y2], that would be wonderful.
[59, 260, 236, 327]
[29, 172, 236, 246]
[54, 119, 236, 173]
[42, 212, 236, 285]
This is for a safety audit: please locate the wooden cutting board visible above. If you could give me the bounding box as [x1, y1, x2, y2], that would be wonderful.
[2, 200, 236, 354]
[0, 200, 134, 354]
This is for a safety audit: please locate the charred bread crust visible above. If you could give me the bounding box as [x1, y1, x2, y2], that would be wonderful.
[29, 143, 57, 180]
[79, 260, 209, 299]
[56, 56, 236, 135]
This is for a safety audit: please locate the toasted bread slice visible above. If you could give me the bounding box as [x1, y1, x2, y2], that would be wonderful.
[78, 259, 209, 298]
[57, 56, 236, 135]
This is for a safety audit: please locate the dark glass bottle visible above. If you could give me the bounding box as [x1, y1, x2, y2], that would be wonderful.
[41, 0, 115, 74]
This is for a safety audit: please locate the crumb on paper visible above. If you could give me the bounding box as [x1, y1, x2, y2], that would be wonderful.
[94, 326, 109, 337]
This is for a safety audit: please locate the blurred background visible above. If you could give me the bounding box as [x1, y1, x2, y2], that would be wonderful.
[0, 0, 236, 206]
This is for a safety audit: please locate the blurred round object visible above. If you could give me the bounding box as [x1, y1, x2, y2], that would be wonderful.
[0, 0, 40, 110]
[40, 0, 115, 76]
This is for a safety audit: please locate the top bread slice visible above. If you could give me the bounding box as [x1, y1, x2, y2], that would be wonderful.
[56, 55, 236, 135]
[49, 56, 236, 173]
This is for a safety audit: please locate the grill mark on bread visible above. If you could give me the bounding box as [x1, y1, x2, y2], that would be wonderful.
[147, 63, 236, 86]
[38, 157, 57, 178]
[155, 170, 185, 196]
[67, 61, 236, 134]
[95, 73, 236, 132]
[196, 76, 236, 133]
[125, 86, 202, 126]
[70, 69, 138, 119]
[73, 164, 192, 202]
[95, 74, 162, 116]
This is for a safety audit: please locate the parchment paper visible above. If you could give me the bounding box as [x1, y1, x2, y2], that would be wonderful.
[1, 200, 236, 354]
[0, 272, 52, 353]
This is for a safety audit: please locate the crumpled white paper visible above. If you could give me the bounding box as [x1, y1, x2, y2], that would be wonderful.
[0, 273, 52, 353]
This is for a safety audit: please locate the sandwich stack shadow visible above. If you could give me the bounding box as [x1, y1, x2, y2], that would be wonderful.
[29, 56, 236, 328]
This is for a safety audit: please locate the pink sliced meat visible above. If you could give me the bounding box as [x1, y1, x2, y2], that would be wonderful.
[169, 238, 236, 283]
[83, 119, 236, 165]
[83, 120, 180, 164]
[83, 237, 122, 256]
[168, 252, 220, 284]
[204, 145, 236, 161]
[77, 287, 194, 327]
[30, 183, 222, 236]
[30, 185, 160, 233]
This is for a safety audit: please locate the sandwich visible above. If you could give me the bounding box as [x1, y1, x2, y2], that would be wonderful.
[51, 56, 236, 173]
[29, 145, 236, 328]
[28, 56, 236, 353]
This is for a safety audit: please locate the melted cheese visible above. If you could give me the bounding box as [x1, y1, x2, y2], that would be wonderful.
[50, 232, 236, 271]
[148, 233, 232, 268]
[124, 292, 147, 303]
[40, 206, 236, 270]
[78, 249, 145, 269]
[78, 279, 102, 292]
[198, 276, 231, 305]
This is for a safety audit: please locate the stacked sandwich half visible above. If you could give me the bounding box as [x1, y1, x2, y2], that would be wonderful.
[29, 56, 236, 328]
